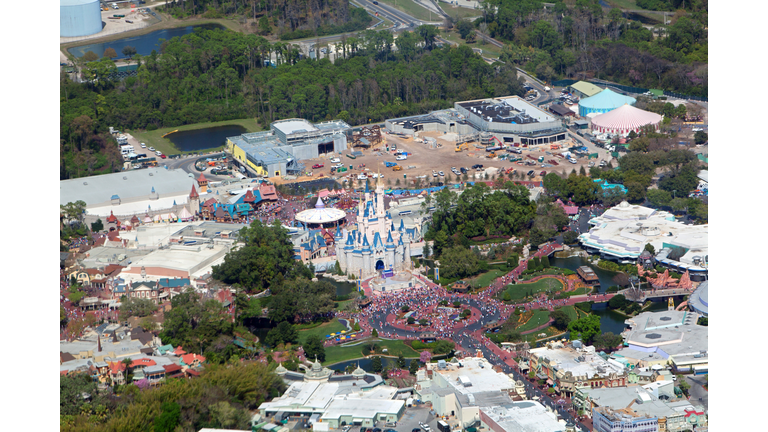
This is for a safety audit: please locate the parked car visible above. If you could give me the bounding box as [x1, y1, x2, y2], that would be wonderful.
[460, 167, 468, 174]
[527, 170, 535, 177]
[140, 143, 146, 148]
[148, 147, 155, 152]
[540, 171, 546, 177]
[330, 157, 340, 163]
[438, 171, 444, 176]
[159, 154, 166, 159]
[432, 171, 438, 177]
[357, 173, 368, 180]
[312, 163, 324, 169]
[472, 164, 483, 169]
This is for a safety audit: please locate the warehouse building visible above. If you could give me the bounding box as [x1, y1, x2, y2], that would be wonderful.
[385, 96, 567, 147]
[61, 0, 103, 37]
[60, 168, 198, 218]
[227, 119, 351, 177]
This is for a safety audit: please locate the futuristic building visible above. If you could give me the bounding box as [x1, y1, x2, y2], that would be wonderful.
[578, 88, 636, 117]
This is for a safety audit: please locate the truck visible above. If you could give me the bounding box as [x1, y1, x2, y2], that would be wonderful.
[538, 156, 545, 163]
[384, 161, 398, 167]
[437, 420, 450, 432]
[346, 154, 356, 159]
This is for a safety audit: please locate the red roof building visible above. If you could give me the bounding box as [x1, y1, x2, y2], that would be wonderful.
[181, 353, 206, 367]
[173, 346, 187, 356]
[130, 358, 157, 368]
[189, 185, 199, 199]
[107, 211, 118, 223]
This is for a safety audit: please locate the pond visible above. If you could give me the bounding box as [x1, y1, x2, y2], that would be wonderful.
[591, 300, 669, 335]
[550, 255, 619, 293]
[317, 276, 357, 298]
[242, 316, 275, 344]
[67, 23, 224, 59]
[166, 125, 247, 152]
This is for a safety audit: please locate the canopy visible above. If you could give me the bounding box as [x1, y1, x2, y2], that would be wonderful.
[590, 104, 662, 136]
[294, 196, 346, 225]
[579, 88, 636, 116]
[178, 207, 193, 221]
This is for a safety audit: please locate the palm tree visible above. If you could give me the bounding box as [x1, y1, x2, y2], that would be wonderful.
[121, 357, 133, 384]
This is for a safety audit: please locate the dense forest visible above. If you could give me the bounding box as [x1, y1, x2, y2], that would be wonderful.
[60, 26, 525, 179]
[60, 362, 284, 431]
[475, 0, 707, 96]
[159, 0, 373, 40]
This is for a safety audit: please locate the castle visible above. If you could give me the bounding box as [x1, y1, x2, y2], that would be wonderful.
[334, 177, 419, 279]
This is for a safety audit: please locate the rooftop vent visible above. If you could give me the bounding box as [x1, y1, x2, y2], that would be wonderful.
[123, 176, 128, 180]
[660, 317, 672, 321]
[83, 182, 88, 185]
[645, 333, 662, 340]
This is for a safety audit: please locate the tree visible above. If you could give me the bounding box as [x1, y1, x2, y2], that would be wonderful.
[407, 317, 416, 325]
[82, 51, 98, 62]
[119, 297, 158, 320]
[647, 188, 672, 208]
[103, 47, 118, 59]
[612, 273, 630, 287]
[159, 290, 231, 354]
[303, 334, 326, 362]
[420, 350, 432, 363]
[694, 131, 708, 144]
[122, 46, 137, 59]
[677, 375, 691, 396]
[154, 401, 181, 432]
[91, 218, 103, 232]
[371, 328, 378, 337]
[213, 220, 312, 293]
[567, 314, 601, 344]
[697, 316, 708, 326]
[397, 354, 406, 369]
[371, 356, 383, 372]
[563, 230, 579, 244]
[507, 253, 519, 268]
[419, 318, 429, 326]
[439, 245, 481, 279]
[265, 321, 299, 348]
[409, 358, 419, 375]
[608, 294, 628, 309]
[593, 332, 623, 350]
[541, 255, 550, 268]
[550, 309, 572, 331]
[644, 243, 656, 255]
[456, 20, 474, 39]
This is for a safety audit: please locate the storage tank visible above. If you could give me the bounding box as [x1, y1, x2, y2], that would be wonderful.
[61, 0, 103, 37]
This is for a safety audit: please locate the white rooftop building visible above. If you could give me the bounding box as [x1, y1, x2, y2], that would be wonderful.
[616, 310, 708, 373]
[416, 358, 563, 431]
[579, 201, 708, 279]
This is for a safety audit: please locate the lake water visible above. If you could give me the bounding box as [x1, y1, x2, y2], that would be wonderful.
[329, 356, 416, 373]
[549, 255, 619, 292]
[67, 24, 224, 59]
[167, 125, 246, 152]
[317, 276, 357, 298]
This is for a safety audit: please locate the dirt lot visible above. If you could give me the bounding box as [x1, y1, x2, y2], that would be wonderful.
[295, 132, 606, 188]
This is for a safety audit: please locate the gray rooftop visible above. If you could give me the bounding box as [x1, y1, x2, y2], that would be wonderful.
[60, 168, 196, 208]
[272, 119, 318, 135]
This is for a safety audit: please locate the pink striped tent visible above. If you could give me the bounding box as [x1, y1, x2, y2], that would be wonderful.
[590, 104, 662, 136]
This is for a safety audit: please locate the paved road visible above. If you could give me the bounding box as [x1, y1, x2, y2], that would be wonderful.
[685, 375, 708, 410]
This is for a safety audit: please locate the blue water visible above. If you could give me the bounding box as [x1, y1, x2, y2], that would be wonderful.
[67, 24, 224, 59]
[167, 125, 247, 152]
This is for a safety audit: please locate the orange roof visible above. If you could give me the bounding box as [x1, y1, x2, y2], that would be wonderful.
[130, 358, 157, 368]
[108, 361, 126, 374]
[190, 185, 199, 199]
[197, 173, 208, 183]
[181, 353, 206, 365]
[107, 211, 118, 223]
[174, 346, 187, 355]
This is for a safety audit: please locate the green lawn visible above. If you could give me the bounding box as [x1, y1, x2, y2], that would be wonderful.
[128, 118, 261, 156]
[555, 287, 591, 298]
[298, 319, 348, 345]
[499, 277, 565, 301]
[323, 338, 420, 365]
[441, 30, 502, 58]
[470, 269, 506, 288]
[441, 5, 483, 21]
[558, 305, 579, 322]
[517, 309, 551, 332]
[377, 0, 436, 21]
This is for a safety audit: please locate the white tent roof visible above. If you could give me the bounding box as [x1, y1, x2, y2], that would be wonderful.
[591, 104, 662, 133]
[295, 196, 346, 224]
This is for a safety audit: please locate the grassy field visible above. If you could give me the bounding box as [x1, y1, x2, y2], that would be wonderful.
[558, 305, 579, 322]
[323, 338, 420, 365]
[441, 5, 483, 21]
[556, 287, 591, 298]
[517, 309, 551, 332]
[470, 269, 506, 288]
[604, 0, 640, 9]
[440, 30, 503, 58]
[129, 118, 261, 156]
[298, 319, 348, 345]
[377, 0, 436, 21]
[500, 277, 565, 301]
